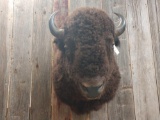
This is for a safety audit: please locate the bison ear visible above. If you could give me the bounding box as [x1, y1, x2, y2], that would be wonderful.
[54, 38, 65, 51]
[114, 37, 120, 46]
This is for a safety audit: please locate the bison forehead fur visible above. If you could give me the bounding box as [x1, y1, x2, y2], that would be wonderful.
[52, 8, 121, 114]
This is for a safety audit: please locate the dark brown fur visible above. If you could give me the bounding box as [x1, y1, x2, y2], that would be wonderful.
[53, 7, 121, 114]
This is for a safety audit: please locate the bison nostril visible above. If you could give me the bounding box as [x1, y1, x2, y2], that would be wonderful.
[81, 84, 88, 92]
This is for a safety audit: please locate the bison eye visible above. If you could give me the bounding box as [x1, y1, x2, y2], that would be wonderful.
[114, 37, 120, 46]
[54, 38, 65, 51]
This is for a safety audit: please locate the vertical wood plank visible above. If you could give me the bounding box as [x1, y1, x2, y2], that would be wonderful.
[126, 0, 160, 119]
[103, 0, 136, 120]
[85, 0, 102, 8]
[72, 112, 89, 120]
[69, 0, 102, 13]
[2, 0, 14, 119]
[147, 0, 160, 109]
[7, 0, 33, 119]
[53, 0, 68, 28]
[0, 0, 10, 119]
[68, 0, 86, 12]
[108, 89, 135, 120]
[112, 0, 132, 89]
[30, 0, 52, 119]
[89, 105, 108, 120]
[0, 1, 7, 117]
[102, 0, 113, 17]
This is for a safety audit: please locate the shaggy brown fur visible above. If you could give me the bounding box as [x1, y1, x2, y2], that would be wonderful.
[53, 7, 121, 114]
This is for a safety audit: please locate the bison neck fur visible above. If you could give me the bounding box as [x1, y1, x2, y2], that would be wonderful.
[53, 7, 121, 114]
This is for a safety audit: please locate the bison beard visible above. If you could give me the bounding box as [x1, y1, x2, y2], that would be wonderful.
[51, 8, 123, 114]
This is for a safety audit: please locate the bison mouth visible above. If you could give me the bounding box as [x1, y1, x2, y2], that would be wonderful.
[80, 83, 104, 100]
[79, 76, 106, 100]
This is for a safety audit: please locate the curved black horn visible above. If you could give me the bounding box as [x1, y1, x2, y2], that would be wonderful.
[114, 13, 126, 36]
[49, 11, 64, 38]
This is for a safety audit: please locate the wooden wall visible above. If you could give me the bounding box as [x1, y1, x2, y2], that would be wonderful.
[0, 0, 160, 120]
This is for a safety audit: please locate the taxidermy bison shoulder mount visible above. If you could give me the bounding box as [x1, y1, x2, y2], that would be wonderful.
[49, 7, 126, 114]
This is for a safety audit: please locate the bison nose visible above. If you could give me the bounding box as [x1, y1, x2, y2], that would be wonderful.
[86, 86, 100, 98]
[81, 84, 104, 99]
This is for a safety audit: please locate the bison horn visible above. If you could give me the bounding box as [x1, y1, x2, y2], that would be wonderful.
[114, 13, 126, 36]
[49, 11, 64, 38]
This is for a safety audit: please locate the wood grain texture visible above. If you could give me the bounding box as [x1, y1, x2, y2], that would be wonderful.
[53, 0, 68, 28]
[72, 112, 89, 120]
[69, 0, 102, 13]
[2, 0, 14, 119]
[30, 0, 52, 120]
[147, 0, 160, 109]
[0, 0, 9, 119]
[126, 0, 160, 119]
[89, 105, 108, 120]
[85, 0, 102, 8]
[7, 0, 33, 119]
[108, 89, 135, 120]
[68, 0, 86, 12]
[102, 0, 113, 17]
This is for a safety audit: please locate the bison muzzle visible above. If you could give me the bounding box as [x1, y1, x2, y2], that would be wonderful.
[49, 7, 126, 114]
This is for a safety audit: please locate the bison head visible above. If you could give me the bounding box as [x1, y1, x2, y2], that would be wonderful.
[49, 8, 126, 114]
